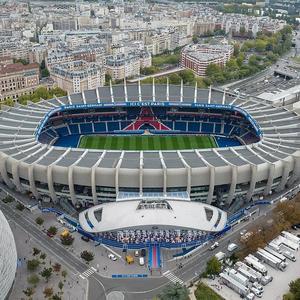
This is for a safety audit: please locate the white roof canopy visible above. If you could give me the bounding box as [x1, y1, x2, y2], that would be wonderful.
[79, 199, 227, 233]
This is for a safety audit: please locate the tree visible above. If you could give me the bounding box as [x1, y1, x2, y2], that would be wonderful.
[35, 217, 44, 226]
[52, 294, 62, 300]
[40, 252, 47, 260]
[60, 234, 74, 246]
[40, 267, 53, 282]
[43, 287, 54, 298]
[47, 226, 57, 235]
[289, 278, 300, 298]
[33, 247, 41, 256]
[27, 259, 40, 271]
[80, 250, 94, 262]
[61, 270, 67, 279]
[178, 69, 195, 84]
[158, 283, 189, 300]
[192, 35, 199, 44]
[205, 257, 222, 276]
[16, 202, 25, 211]
[58, 281, 64, 293]
[27, 274, 40, 287]
[53, 263, 61, 273]
[23, 287, 35, 297]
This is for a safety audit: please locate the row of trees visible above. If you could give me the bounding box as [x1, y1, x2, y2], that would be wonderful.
[141, 69, 211, 88]
[284, 278, 300, 300]
[238, 194, 300, 258]
[0, 86, 67, 109]
[205, 26, 293, 84]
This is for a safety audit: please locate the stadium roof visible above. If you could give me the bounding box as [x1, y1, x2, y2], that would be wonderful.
[78, 199, 227, 232]
[0, 84, 299, 171]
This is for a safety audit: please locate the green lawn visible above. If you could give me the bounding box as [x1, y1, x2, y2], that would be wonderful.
[78, 135, 217, 151]
[194, 282, 224, 300]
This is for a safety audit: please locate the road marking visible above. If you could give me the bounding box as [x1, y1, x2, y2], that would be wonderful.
[101, 244, 122, 258]
[163, 270, 184, 285]
[82, 267, 97, 278]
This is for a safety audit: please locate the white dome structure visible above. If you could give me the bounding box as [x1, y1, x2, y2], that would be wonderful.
[0, 209, 17, 299]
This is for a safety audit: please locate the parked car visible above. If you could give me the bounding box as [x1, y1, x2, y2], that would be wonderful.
[47, 231, 54, 238]
[108, 253, 117, 261]
[81, 236, 90, 242]
[210, 242, 219, 250]
[134, 250, 139, 257]
[141, 249, 146, 257]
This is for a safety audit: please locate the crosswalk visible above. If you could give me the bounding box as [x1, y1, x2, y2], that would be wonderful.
[79, 267, 97, 279]
[163, 270, 184, 285]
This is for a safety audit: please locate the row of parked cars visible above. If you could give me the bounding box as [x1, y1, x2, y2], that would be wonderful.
[218, 231, 300, 300]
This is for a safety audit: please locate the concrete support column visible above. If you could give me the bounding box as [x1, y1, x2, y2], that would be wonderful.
[139, 152, 143, 196]
[207, 166, 215, 204]
[246, 164, 257, 201]
[115, 152, 124, 196]
[180, 80, 183, 102]
[193, 82, 197, 104]
[166, 78, 169, 101]
[227, 166, 237, 205]
[47, 165, 58, 203]
[96, 87, 100, 103]
[68, 166, 76, 206]
[124, 78, 128, 102]
[28, 165, 39, 199]
[278, 160, 292, 191]
[91, 167, 97, 205]
[289, 152, 300, 185]
[264, 163, 275, 196]
[152, 78, 155, 102]
[110, 80, 114, 103]
[11, 161, 23, 192]
[0, 155, 14, 189]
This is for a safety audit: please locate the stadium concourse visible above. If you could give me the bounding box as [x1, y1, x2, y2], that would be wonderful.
[0, 82, 300, 250]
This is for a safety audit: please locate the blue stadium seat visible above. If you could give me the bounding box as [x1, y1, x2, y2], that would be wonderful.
[56, 126, 69, 137]
[215, 124, 221, 134]
[202, 123, 214, 133]
[80, 123, 93, 134]
[120, 121, 131, 129]
[188, 122, 200, 132]
[174, 122, 186, 131]
[69, 124, 79, 134]
[107, 121, 120, 132]
[94, 122, 106, 132]
[224, 124, 232, 135]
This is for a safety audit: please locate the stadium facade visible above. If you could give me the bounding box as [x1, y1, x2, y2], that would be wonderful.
[0, 210, 17, 299]
[0, 83, 300, 235]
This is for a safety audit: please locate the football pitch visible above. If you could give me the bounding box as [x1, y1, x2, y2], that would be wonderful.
[78, 135, 217, 150]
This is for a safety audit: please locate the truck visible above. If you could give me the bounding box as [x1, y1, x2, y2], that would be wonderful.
[226, 268, 249, 287]
[228, 243, 238, 252]
[281, 231, 300, 245]
[236, 267, 257, 283]
[268, 241, 282, 253]
[215, 251, 225, 261]
[255, 248, 287, 271]
[280, 245, 297, 262]
[244, 254, 268, 276]
[235, 261, 272, 285]
[275, 236, 299, 251]
[264, 246, 286, 262]
[220, 272, 254, 300]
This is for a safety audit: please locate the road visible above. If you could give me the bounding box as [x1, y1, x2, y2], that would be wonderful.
[0, 199, 274, 300]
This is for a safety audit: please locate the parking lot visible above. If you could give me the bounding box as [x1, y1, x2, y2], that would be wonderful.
[204, 229, 300, 300]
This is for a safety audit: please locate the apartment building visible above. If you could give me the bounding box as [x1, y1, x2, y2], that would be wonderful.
[0, 62, 40, 100]
[181, 43, 234, 76]
[50, 60, 105, 93]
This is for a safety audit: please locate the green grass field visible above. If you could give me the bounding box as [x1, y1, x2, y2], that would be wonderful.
[78, 135, 217, 151]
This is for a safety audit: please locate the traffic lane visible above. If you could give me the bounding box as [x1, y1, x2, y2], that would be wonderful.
[0, 204, 107, 300]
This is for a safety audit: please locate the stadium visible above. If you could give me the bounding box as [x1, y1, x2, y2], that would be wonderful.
[1, 83, 300, 249]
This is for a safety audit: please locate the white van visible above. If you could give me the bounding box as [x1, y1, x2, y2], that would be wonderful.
[139, 257, 145, 266]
